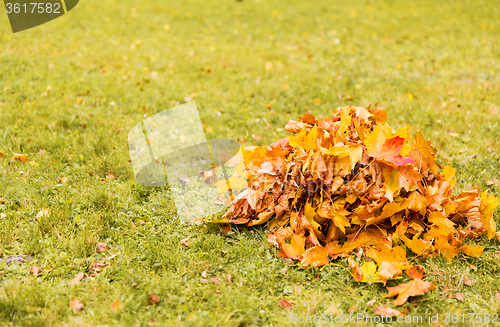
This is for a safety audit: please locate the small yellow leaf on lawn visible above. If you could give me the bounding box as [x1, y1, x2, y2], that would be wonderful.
[461, 244, 484, 258]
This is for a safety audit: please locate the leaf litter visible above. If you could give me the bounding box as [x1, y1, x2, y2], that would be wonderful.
[217, 105, 499, 306]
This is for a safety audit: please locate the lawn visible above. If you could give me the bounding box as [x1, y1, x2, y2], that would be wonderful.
[0, 0, 499, 326]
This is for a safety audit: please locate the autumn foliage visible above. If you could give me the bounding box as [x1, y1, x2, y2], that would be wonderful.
[219, 105, 499, 305]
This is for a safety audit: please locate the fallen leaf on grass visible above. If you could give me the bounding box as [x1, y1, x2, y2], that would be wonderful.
[384, 279, 436, 306]
[148, 294, 160, 305]
[486, 177, 499, 185]
[348, 305, 357, 313]
[374, 305, 400, 317]
[29, 265, 42, 276]
[210, 277, 221, 285]
[367, 299, 376, 307]
[0, 213, 6, 219]
[70, 299, 84, 313]
[201, 271, 208, 278]
[461, 244, 485, 258]
[279, 298, 294, 310]
[12, 153, 28, 162]
[90, 261, 109, 274]
[70, 273, 85, 285]
[463, 277, 476, 286]
[180, 238, 190, 248]
[495, 292, 500, 300]
[111, 301, 121, 312]
[96, 242, 108, 252]
[200, 278, 209, 283]
[455, 292, 465, 302]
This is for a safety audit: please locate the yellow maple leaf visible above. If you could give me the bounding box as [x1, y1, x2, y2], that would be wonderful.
[289, 126, 318, 151]
[461, 244, 485, 258]
[479, 191, 499, 240]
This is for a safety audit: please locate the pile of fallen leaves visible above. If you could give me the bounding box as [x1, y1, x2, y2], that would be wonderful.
[220, 105, 499, 305]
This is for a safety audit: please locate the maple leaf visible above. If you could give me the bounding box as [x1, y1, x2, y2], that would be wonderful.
[461, 244, 485, 258]
[384, 279, 436, 306]
[364, 125, 414, 166]
[289, 126, 317, 151]
[300, 246, 329, 268]
[277, 234, 305, 260]
[400, 131, 439, 174]
[479, 191, 499, 239]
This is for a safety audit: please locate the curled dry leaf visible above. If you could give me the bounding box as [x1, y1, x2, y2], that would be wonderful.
[374, 305, 400, 317]
[278, 298, 294, 310]
[70, 299, 84, 313]
[148, 294, 160, 305]
[96, 242, 108, 252]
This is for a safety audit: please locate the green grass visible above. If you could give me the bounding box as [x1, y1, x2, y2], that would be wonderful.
[1, 0, 500, 325]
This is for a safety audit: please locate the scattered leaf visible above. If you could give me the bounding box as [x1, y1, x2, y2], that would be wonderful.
[374, 305, 400, 317]
[96, 242, 108, 252]
[279, 298, 293, 310]
[111, 301, 121, 312]
[70, 299, 84, 313]
[148, 294, 160, 305]
[12, 153, 28, 162]
[384, 279, 437, 306]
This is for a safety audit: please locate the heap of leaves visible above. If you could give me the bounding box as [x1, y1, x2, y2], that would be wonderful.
[220, 105, 500, 305]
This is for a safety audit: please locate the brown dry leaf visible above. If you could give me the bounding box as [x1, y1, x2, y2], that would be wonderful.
[455, 292, 465, 302]
[180, 238, 190, 248]
[201, 271, 208, 278]
[29, 265, 42, 276]
[90, 261, 109, 274]
[279, 298, 294, 310]
[96, 242, 108, 252]
[148, 294, 160, 305]
[251, 134, 262, 141]
[373, 305, 400, 317]
[12, 153, 28, 162]
[384, 279, 437, 306]
[486, 177, 499, 185]
[70, 273, 85, 285]
[495, 292, 500, 300]
[111, 301, 121, 312]
[348, 305, 357, 313]
[70, 299, 84, 313]
[366, 299, 376, 307]
[210, 277, 221, 285]
[227, 274, 232, 284]
[200, 278, 209, 283]
[463, 277, 476, 286]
